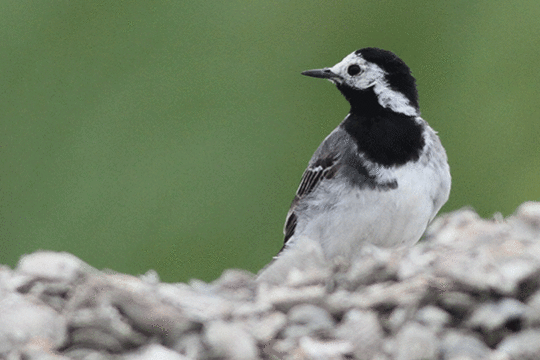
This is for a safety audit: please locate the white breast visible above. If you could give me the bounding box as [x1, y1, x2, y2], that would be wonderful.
[296, 155, 449, 259]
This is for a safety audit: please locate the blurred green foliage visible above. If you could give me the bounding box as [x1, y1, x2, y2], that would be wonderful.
[1, 1, 539, 282]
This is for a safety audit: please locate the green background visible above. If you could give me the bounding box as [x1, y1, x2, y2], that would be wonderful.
[2, 1, 539, 282]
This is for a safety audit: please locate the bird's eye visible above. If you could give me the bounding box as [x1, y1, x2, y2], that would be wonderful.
[347, 65, 361, 76]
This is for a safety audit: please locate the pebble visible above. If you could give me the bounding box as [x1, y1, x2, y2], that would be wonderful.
[335, 309, 384, 359]
[466, 298, 527, 347]
[204, 321, 258, 360]
[124, 343, 189, 360]
[394, 322, 438, 360]
[284, 304, 335, 338]
[440, 330, 492, 360]
[496, 329, 540, 359]
[415, 305, 451, 331]
[0, 293, 67, 353]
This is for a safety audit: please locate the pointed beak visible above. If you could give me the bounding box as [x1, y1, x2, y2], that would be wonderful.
[301, 68, 342, 81]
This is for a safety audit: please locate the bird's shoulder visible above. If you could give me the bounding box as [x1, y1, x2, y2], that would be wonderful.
[297, 127, 354, 198]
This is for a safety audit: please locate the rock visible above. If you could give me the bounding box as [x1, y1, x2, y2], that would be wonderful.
[256, 237, 330, 286]
[244, 311, 287, 342]
[496, 329, 540, 359]
[394, 323, 438, 360]
[466, 298, 528, 347]
[211, 269, 256, 301]
[284, 304, 335, 338]
[203, 321, 258, 360]
[173, 332, 205, 359]
[415, 305, 451, 332]
[510, 201, 540, 232]
[297, 336, 354, 360]
[124, 343, 189, 360]
[335, 309, 384, 359]
[525, 289, 540, 325]
[340, 244, 400, 290]
[258, 283, 326, 312]
[440, 331, 492, 360]
[16, 251, 90, 284]
[327, 276, 428, 313]
[0, 293, 67, 353]
[158, 282, 235, 321]
[437, 291, 476, 320]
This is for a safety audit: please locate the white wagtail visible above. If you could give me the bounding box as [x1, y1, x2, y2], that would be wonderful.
[274, 48, 451, 265]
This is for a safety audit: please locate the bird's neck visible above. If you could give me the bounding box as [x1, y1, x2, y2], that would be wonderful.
[339, 88, 425, 167]
[337, 85, 384, 116]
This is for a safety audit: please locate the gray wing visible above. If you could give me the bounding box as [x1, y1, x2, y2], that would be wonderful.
[283, 151, 341, 245]
[281, 128, 353, 249]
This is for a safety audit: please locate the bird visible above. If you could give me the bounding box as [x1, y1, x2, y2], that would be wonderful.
[272, 48, 451, 267]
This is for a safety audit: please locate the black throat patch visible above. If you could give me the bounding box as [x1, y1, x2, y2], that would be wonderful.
[339, 87, 425, 167]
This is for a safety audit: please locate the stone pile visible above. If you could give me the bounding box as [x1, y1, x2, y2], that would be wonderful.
[1, 202, 540, 359]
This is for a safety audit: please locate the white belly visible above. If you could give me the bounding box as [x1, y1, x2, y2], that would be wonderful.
[297, 162, 444, 259]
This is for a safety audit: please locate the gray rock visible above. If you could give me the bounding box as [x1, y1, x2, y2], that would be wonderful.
[466, 298, 527, 346]
[267, 337, 296, 358]
[397, 245, 436, 280]
[244, 311, 287, 342]
[423, 208, 482, 247]
[494, 258, 540, 297]
[415, 305, 451, 332]
[62, 348, 111, 360]
[210, 269, 256, 301]
[467, 298, 527, 331]
[12, 338, 72, 360]
[386, 307, 410, 334]
[526, 289, 540, 325]
[204, 321, 258, 360]
[327, 276, 428, 313]
[510, 201, 540, 233]
[284, 304, 335, 338]
[440, 330, 492, 360]
[341, 244, 400, 290]
[258, 283, 326, 312]
[16, 251, 90, 284]
[335, 309, 384, 359]
[0, 293, 67, 353]
[63, 274, 197, 351]
[438, 291, 476, 319]
[66, 307, 147, 351]
[158, 282, 235, 321]
[108, 286, 196, 344]
[434, 251, 495, 293]
[297, 336, 354, 360]
[394, 323, 438, 360]
[123, 343, 188, 360]
[173, 332, 205, 359]
[496, 329, 540, 360]
[138, 269, 160, 285]
[256, 237, 330, 286]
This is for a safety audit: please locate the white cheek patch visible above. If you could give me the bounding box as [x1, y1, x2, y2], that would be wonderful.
[330, 54, 418, 117]
[371, 71, 418, 116]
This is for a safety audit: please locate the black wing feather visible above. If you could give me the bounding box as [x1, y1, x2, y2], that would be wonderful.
[282, 152, 341, 248]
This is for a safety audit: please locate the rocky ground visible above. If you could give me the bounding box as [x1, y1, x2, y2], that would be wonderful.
[2, 202, 540, 360]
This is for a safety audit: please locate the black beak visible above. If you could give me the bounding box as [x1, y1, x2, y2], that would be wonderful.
[301, 68, 342, 81]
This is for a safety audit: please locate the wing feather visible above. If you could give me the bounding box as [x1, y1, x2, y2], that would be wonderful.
[282, 152, 341, 248]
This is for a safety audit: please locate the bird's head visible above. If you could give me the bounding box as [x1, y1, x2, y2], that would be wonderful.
[302, 48, 419, 117]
